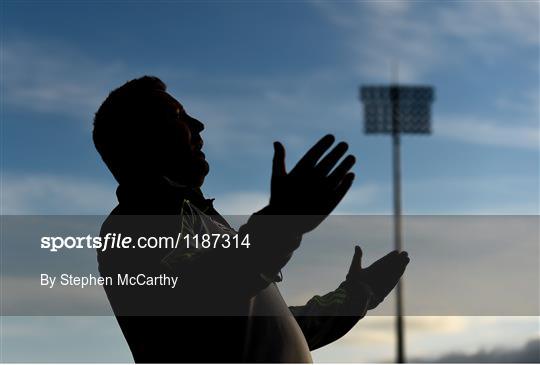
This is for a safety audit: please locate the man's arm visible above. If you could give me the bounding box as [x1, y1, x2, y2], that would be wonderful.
[161, 135, 357, 301]
[289, 280, 373, 350]
[290, 246, 410, 350]
[159, 205, 302, 301]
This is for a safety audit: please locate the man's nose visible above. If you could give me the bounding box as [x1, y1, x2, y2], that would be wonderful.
[187, 117, 205, 148]
[188, 116, 205, 134]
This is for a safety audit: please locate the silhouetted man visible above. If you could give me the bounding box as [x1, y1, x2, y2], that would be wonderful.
[93, 76, 409, 363]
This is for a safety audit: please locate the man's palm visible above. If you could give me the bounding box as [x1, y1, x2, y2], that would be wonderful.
[269, 134, 356, 234]
[347, 246, 410, 310]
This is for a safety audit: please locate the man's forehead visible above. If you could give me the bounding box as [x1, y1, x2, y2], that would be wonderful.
[154, 90, 185, 114]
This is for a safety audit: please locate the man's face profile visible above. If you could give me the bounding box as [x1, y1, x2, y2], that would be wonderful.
[152, 91, 209, 187]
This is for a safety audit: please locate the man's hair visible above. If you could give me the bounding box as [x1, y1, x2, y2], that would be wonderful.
[93, 76, 167, 182]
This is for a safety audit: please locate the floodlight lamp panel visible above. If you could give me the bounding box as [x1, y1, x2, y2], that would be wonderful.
[360, 85, 434, 134]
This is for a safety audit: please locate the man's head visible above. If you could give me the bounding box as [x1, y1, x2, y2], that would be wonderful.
[93, 76, 209, 187]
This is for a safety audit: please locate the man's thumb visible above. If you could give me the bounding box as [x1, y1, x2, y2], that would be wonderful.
[272, 141, 286, 178]
[347, 245, 363, 279]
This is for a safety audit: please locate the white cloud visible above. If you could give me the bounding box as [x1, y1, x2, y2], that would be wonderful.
[313, 316, 540, 362]
[312, 1, 539, 81]
[1, 317, 131, 362]
[437, 115, 539, 150]
[4, 35, 537, 157]
[212, 191, 269, 215]
[420, 337, 540, 363]
[2, 171, 535, 216]
[0, 38, 350, 158]
[337, 316, 467, 346]
[311, 2, 540, 152]
[437, 1, 540, 48]
[334, 183, 385, 214]
[2, 277, 112, 315]
[495, 88, 540, 119]
[338, 175, 539, 215]
[1, 39, 127, 121]
[211, 183, 384, 216]
[1, 173, 116, 214]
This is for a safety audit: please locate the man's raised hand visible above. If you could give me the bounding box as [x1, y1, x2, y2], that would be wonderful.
[269, 134, 356, 234]
[346, 246, 410, 310]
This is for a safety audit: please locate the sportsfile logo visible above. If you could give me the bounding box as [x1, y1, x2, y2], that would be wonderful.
[40, 233, 251, 252]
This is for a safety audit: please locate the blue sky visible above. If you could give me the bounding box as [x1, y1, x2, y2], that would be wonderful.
[2, 0, 539, 216]
[1, 0, 539, 363]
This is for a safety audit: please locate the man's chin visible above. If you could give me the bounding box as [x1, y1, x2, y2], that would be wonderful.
[198, 159, 209, 176]
[167, 160, 209, 188]
[193, 160, 209, 187]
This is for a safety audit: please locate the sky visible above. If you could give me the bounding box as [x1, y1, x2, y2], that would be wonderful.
[1, 0, 539, 363]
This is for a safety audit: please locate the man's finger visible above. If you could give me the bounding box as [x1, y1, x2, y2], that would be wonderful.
[327, 154, 356, 187]
[293, 134, 335, 172]
[353, 245, 363, 269]
[328, 172, 354, 211]
[399, 251, 410, 264]
[272, 141, 287, 179]
[347, 245, 363, 278]
[316, 142, 348, 176]
[370, 250, 400, 269]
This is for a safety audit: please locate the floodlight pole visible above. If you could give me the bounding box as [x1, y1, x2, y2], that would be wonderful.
[391, 85, 405, 364]
[361, 80, 433, 364]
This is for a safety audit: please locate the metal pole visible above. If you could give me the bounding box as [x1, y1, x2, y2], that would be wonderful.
[391, 86, 405, 363]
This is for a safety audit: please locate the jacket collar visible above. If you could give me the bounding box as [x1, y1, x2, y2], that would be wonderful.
[116, 176, 214, 213]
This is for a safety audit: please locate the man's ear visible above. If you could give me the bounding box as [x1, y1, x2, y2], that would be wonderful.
[114, 142, 163, 183]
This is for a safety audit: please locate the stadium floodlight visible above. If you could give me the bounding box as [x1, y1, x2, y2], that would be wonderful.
[361, 86, 433, 134]
[360, 84, 435, 364]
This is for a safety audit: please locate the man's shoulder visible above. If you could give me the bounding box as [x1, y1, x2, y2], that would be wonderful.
[97, 205, 172, 273]
[99, 205, 122, 236]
